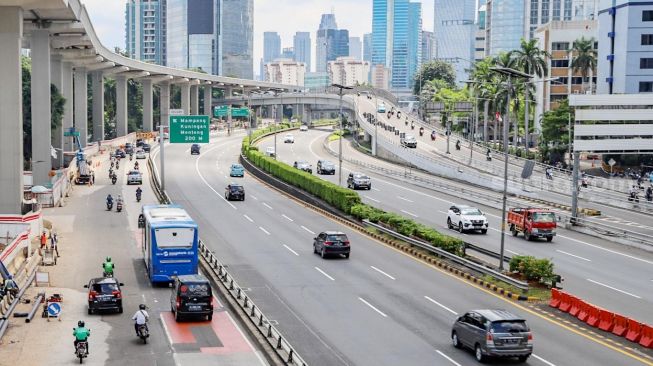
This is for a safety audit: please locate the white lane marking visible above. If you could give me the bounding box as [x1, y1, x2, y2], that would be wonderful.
[371, 187, 381, 192]
[438, 210, 448, 215]
[370, 266, 396, 280]
[301, 225, 316, 235]
[558, 234, 653, 265]
[259, 226, 271, 235]
[397, 196, 414, 203]
[586, 279, 641, 299]
[315, 267, 335, 281]
[358, 297, 388, 318]
[283, 244, 299, 256]
[435, 350, 462, 366]
[401, 209, 419, 218]
[424, 296, 457, 315]
[225, 312, 269, 366]
[282, 214, 294, 222]
[364, 195, 381, 203]
[195, 145, 237, 210]
[262, 202, 273, 210]
[243, 214, 254, 223]
[159, 313, 174, 347]
[506, 249, 520, 255]
[532, 354, 557, 366]
[556, 250, 591, 262]
[251, 195, 259, 200]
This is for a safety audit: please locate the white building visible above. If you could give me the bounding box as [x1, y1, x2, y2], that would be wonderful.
[371, 64, 391, 90]
[597, 0, 653, 94]
[264, 59, 306, 86]
[327, 57, 371, 87]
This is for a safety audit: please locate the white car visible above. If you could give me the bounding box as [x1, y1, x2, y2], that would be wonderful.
[127, 170, 143, 185]
[447, 204, 488, 234]
[135, 150, 147, 159]
[299, 125, 309, 132]
[265, 146, 276, 157]
[284, 134, 295, 143]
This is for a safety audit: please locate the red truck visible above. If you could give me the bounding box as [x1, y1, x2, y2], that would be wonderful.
[507, 208, 557, 242]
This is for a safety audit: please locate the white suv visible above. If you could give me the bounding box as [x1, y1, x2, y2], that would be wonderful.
[447, 205, 488, 234]
[284, 134, 295, 143]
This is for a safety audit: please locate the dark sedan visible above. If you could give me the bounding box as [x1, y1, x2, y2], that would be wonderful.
[85, 277, 124, 314]
[225, 183, 245, 201]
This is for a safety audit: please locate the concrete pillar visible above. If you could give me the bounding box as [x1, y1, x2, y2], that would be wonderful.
[225, 87, 233, 98]
[91, 71, 104, 141]
[142, 79, 153, 132]
[61, 62, 73, 153]
[203, 85, 212, 116]
[51, 56, 63, 169]
[115, 75, 128, 137]
[190, 84, 199, 115]
[0, 7, 24, 214]
[73, 66, 88, 149]
[30, 29, 52, 186]
[160, 82, 170, 126]
[180, 83, 190, 115]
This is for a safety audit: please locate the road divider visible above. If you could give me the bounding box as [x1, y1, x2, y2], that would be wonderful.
[549, 288, 653, 349]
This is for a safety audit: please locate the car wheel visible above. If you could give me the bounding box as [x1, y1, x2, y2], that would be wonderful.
[524, 231, 531, 241]
[452, 331, 462, 349]
[547, 236, 553, 242]
[517, 355, 530, 363]
[367, 186, 371, 190]
[344, 253, 350, 259]
[510, 225, 518, 237]
[480, 229, 487, 235]
[175, 310, 181, 322]
[458, 222, 464, 234]
[118, 306, 123, 314]
[241, 195, 245, 201]
[475, 344, 485, 362]
[87, 308, 93, 315]
[447, 218, 453, 229]
[208, 313, 213, 321]
[321, 248, 327, 259]
[313, 243, 318, 254]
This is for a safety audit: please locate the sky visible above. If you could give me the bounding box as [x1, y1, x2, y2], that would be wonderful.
[81, 0, 434, 74]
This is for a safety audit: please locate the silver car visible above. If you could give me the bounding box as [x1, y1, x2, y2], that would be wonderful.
[451, 309, 532, 363]
[127, 170, 143, 185]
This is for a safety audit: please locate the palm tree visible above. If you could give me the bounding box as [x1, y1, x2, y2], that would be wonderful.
[571, 37, 597, 94]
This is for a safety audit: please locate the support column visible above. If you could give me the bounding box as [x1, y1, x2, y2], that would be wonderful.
[74, 66, 88, 149]
[190, 84, 199, 115]
[483, 100, 489, 143]
[160, 82, 170, 126]
[62, 62, 73, 153]
[0, 7, 24, 214]
[116, 75, 128, 137]
[91, 71, 104, 141]
[203, 85, 212, 116]
[30, 29, 52, 186]
[142, 79, 153, 131]
[51, 56, 64, 169]
[180, 83, 190, 115]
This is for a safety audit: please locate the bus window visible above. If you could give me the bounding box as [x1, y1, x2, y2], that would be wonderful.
[155, 228, 194, 248]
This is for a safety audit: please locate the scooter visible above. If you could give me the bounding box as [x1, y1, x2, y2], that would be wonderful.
[628, 192, 640, 203]
[411, 124, 415, 130]
[106, 201, 113, 211]
[136, 193, 142, 202]
[116, 201, 123, 212]
[137, 323, 149, 344]
[431, 132, 436, 141]
[111, 175, 117, 185]
[486, 154, 492, 161]
[419, 127, 424, 137]
[75, 339, 89, 363]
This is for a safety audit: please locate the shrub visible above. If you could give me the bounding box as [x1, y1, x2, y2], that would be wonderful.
[509, 255, 555, 282]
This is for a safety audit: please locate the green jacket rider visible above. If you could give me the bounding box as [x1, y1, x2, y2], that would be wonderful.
[73, 320, 91, 354]
[102, 257, 114, 275]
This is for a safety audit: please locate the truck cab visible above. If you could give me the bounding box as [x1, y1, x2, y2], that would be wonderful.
[507, 208, 556, 242]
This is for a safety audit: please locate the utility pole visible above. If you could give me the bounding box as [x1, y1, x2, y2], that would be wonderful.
[332, 83, 353, 186]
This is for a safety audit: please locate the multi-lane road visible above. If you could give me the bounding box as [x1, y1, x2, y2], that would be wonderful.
[153, 131, 652, 366]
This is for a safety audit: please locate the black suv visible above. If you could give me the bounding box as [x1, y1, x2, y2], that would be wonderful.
[85, 277, 124, 314]
[125, 143, 134, 155]
[136, 138, 144, 147]
[114, 149, 126, 158]
[190, 144, 200, 155]
[313, 231, 350, 258]
[225, 183, 245, 201]
[141, 143, 151, 152]
[171, 274, 214, 321]
[316, 160, 335, 175]
[293, 160, 313, 174]
[347, 172, 371, 190]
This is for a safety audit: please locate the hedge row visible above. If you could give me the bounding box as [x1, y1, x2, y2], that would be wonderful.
[509, 255, 555, 283]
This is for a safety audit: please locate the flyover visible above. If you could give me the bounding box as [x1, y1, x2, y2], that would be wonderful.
[0, 0, 296, 215]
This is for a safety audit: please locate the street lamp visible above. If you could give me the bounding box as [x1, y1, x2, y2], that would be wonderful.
[490, 66, 532, 271]
[462, 80, 480, 165]
[332, 83, 353, 186]
[524, 77, 559, 150]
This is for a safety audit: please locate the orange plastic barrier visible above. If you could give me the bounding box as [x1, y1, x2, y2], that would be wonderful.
[598, 309, 615, 332]
[576, 300, 590, 322]
[558, 292, 572, 313]
[569, 296, 581, 317]
[586, 305, 600, 327]
[549, 288, 561, 308]
[626, 319, 643, 343]
[612, 314, 629, 337]
[639, 325, 653, 348]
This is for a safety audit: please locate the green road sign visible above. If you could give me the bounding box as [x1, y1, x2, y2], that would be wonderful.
[64, 131, 80, 137]
[169, 115, 210, 143]
[214, 105, 229, 117]
[231, 107, 250, 117]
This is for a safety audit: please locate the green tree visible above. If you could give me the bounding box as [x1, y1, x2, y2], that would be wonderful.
[571, 37, 597, 93]
[539, 99, 573, 165]
[413, 60, 456, 94]
[511, 38, 549, 78]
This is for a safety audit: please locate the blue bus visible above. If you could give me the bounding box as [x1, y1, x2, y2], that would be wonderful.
[139, 205, 199, 283]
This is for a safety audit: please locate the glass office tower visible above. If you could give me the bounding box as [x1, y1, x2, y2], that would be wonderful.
[434, 0, 475, 83]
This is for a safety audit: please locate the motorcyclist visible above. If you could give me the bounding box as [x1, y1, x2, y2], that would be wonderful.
[132, 304, 149, 337]
[109, 167, 114, 177]
[545, 167, 553, 180]
[73, 320, 91, 354]
[419, 126, 424, 136]
[455, 139, 461, 150]
[410, 122, 415, 130]
[106, 194, 113, 207]
[102, 257, 114, 276]
[134, 161, 139, 170]
[431, 130, 436, 141]
[136, 187, 142, 201]
[646, 186, 653, 202]
[629, 185, 639, 201]
[117, 194, 124, 206]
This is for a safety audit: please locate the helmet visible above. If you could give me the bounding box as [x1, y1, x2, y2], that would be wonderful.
[105, 256, 112, 262]
[139, 304, 146, 310]
[78, 320, 85, 327]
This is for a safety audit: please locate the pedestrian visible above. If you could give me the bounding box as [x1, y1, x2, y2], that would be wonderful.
[40, 230, 47, 254]
[50, 230, 60, 257]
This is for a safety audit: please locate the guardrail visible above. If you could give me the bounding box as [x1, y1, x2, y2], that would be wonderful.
[146, 152, 308, 366]
[363, 220, 529, 292]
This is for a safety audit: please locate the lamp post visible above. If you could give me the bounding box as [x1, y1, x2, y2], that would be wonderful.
[524, 77, 559, 150]
[332, 83, 353, 186]
[462, 80, 479, 165]
[490, 66, 532, 270]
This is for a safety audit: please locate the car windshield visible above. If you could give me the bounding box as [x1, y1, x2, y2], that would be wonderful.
[323, 162, 334, 168]
[532, 212, 555, 222]
[91, 282, 118, 294]
[354, 174, 369, 180]
[232, 164, 243, 169]
[461, 208, 482, 216]
[491, 321, 529, 333]
[129, 170, 140, 175]
[230, 186, 244, 192]
[326, 234, 348, 242]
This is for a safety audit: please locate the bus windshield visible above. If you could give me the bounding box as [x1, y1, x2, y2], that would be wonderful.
[155, 228, 194, 248]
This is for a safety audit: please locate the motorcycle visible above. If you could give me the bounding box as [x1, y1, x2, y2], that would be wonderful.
[108, 168, 114, 177]
[75, 339, 89, 363]
[129, 154, 133, 161]
[397, 111, 401, 119]
[111, 175, 117, 185]
[430, 132, 436, 141]
[581, 177, 589, 188]
[136, 193, 142, 202]
[116, 201, 123, 212]
[455, 141, 461, 150]
[628, 192, 640, 203]
[115, 161, 119, 170]
[410, 124, 415, 130]
[137, 323, 149, 344]
[419, 128, 424, 137]
[106, 201, 113, 211]
[486, 154, 492, 161]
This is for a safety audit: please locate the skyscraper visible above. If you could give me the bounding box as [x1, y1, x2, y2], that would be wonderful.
[221, 0, 253, 78]
[525, 0, 599, 39]
[293, 32, 311, 71]
[363, 33, 372, 62]
[167, 0, 220, 74]
[421, 30, 435, 63]
[261, 31, 281, 78]
[485, 0, 526, 56]
[349, 37, 362, 60]
[316, 14, 349, 72]
[125, 0, 167, 65]
[434, 0, 475, 82]
[281, 47, 295, 60]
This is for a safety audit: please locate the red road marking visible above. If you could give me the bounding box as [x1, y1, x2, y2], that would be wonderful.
[161, 312, 197, 343]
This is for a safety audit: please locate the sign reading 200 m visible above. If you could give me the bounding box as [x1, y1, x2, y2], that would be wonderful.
[169, 115, 210, 143]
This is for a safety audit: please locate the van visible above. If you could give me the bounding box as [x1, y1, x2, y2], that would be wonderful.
[170, 274, 214, 321]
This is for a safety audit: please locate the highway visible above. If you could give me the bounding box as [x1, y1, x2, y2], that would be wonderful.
[154, 132, 652, 366]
